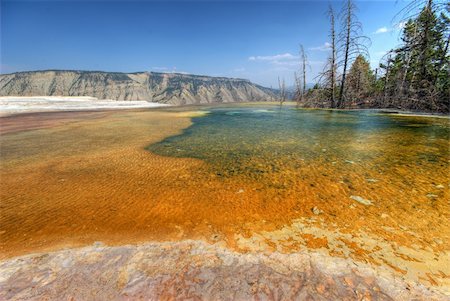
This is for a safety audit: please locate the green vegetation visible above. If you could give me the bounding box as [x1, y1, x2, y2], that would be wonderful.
[296, 0, 449, 113]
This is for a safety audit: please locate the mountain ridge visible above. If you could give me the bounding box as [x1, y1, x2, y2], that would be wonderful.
[0, 70, 276, 105]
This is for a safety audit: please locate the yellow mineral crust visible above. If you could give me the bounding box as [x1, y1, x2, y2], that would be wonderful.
[0, 108, 448, 297]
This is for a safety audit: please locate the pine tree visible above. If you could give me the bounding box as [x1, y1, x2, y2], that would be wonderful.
[346, 55, 374, 104]
[384, 1, 449, 111]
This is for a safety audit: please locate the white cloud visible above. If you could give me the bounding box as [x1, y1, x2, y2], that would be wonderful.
[374, 26, 390, 34]
[248, 53, 301, 70]
[373, 23, 406, 35]
[309, 42, 331, 51]
[248, 52, 324, 81]
[233, 67, 246, 72]
[248, 52, 323, 66]
[248, 53, 298, 62]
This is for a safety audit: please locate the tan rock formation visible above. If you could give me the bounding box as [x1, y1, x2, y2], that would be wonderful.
[0, 70, 276, 105]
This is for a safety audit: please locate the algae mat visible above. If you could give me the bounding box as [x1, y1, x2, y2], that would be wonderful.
[0, 105, 449, 295]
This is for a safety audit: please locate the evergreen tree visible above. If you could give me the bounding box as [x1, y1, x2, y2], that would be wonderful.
[346, 55, 374, 103]
[384, 1, 449, 111]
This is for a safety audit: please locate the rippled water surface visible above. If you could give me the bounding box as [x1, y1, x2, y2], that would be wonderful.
[1, 105, 449, 290]
[150, 106, 449, 185]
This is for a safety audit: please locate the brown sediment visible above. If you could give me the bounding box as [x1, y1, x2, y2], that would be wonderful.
[382, 259, 408, 275]
[0, 107, 449, 295]
[0, 110, 112, 134]
[0, 109, 199, 257]
[301, 234, 329, 249]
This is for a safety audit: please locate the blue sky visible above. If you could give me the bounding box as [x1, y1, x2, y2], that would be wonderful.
[1, 0, 410, 87]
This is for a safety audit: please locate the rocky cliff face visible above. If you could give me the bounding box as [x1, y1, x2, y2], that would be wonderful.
[0, 70, 276, 105]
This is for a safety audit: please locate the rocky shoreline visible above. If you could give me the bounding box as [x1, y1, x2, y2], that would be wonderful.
[0, 240, 447, 301]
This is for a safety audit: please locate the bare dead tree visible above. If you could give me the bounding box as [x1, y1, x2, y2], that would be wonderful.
[337, 0, 371, 107]
[317, 5, 338, 108]
[294, 72, 302, 107]
[278, 77, 286, 106]
[381, 52, 393, 106]
[337, 0, 352, 107]
[300, 44, 307, 100]
[328, 6, 337, 108]
[394, 0, 448, 22]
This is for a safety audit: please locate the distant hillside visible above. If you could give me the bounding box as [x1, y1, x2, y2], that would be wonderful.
[0, 70, 277, 105]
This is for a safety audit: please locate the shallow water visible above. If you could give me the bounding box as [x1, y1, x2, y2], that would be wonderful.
[149, 106, 450, 289]
[149, 106, 449, 183]
[1, 105, 449, 291]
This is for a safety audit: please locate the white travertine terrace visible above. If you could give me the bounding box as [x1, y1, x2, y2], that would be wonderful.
[0, 96, 170, 116]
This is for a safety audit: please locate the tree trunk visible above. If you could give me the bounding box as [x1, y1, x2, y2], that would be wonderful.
[419, 0, 433, 84]
[338, 0, 352, 107]
[383, 55, 392, 106]
[330, 6, 336, 108]
[300, 45, 307, 101]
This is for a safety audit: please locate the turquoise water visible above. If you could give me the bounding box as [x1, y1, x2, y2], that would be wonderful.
[148, 106, 449, 180]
